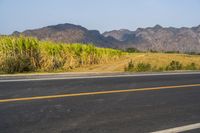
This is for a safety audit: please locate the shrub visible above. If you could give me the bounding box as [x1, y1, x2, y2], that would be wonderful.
[124, 60, 134, 72]
[125, 48, 140, 53]
[185, 63, 197, 70]
[166, 60, 182, 70]
[124, 61, 151, 72]
[135, 63, 151, 72]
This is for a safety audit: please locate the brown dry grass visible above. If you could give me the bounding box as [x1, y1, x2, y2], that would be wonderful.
[71, 53, 200, 72]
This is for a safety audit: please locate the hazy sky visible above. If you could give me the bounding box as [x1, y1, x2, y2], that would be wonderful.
[0, 0, 200, 34]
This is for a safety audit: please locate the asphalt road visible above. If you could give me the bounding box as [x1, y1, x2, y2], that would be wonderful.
[0, 72, 200, 133]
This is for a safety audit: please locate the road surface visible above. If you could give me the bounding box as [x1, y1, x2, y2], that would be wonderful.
[0, 72, 200, 133]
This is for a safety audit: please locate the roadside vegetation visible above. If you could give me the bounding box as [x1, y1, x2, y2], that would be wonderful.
[124, 57, 200, 72]
[0, 36, 123, 73]
[1, 36, 200, 74]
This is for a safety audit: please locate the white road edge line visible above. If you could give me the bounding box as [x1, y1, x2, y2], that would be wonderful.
[151, 123, 200, 133]
[0, 72, 200, 82]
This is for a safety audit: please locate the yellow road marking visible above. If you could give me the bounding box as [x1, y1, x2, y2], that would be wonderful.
[0, 84, 200, 103]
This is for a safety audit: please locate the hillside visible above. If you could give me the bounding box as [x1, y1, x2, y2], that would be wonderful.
[104, 25, 200, 53]
[12, 23, 200, 53]
[13, 23, 121, 48]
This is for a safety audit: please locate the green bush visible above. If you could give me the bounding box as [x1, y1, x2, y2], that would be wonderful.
[135, 63, 151, 72]
[185, 63, 197, 70]
[125, 48, 140, 53]
[124, 61, 151, 72]
[166, 60, 182, 70]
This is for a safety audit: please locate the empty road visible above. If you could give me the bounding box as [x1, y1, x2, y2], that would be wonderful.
[0, 72, 200, 133]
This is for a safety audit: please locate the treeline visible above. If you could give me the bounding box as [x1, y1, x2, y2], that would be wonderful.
[125, 48, 200, 55]
[125, 60, 199, 72]
[0, 36, 123, 73]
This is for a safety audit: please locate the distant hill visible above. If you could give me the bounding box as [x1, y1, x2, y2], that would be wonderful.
[12, 23, 121, 48]
[12, 23, 200, 53]
[103, 29, 134, 41]
[103, 25, 200, 53]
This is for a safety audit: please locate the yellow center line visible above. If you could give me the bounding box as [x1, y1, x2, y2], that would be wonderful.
[0, 84, 200, 103]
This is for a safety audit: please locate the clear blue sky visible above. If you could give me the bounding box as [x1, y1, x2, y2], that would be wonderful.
[0, 0, 200, 34]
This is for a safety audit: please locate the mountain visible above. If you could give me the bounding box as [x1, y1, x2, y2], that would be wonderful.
[12, 23, 121, 48]
[103, 25, 200, 52]
[12, 23, 200, 53]
[103, 29, 134, 41]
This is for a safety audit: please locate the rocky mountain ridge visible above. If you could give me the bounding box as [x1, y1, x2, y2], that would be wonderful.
[12, 23, 200, 52]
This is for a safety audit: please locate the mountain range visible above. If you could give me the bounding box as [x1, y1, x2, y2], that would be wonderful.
[12, 23, 200, 53]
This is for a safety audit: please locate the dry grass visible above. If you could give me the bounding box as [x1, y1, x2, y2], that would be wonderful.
[72, 53, 200, 72]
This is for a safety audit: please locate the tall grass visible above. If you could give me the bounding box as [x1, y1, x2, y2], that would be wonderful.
[0, 36, 123, 73]
[0, 36, 39, 73]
